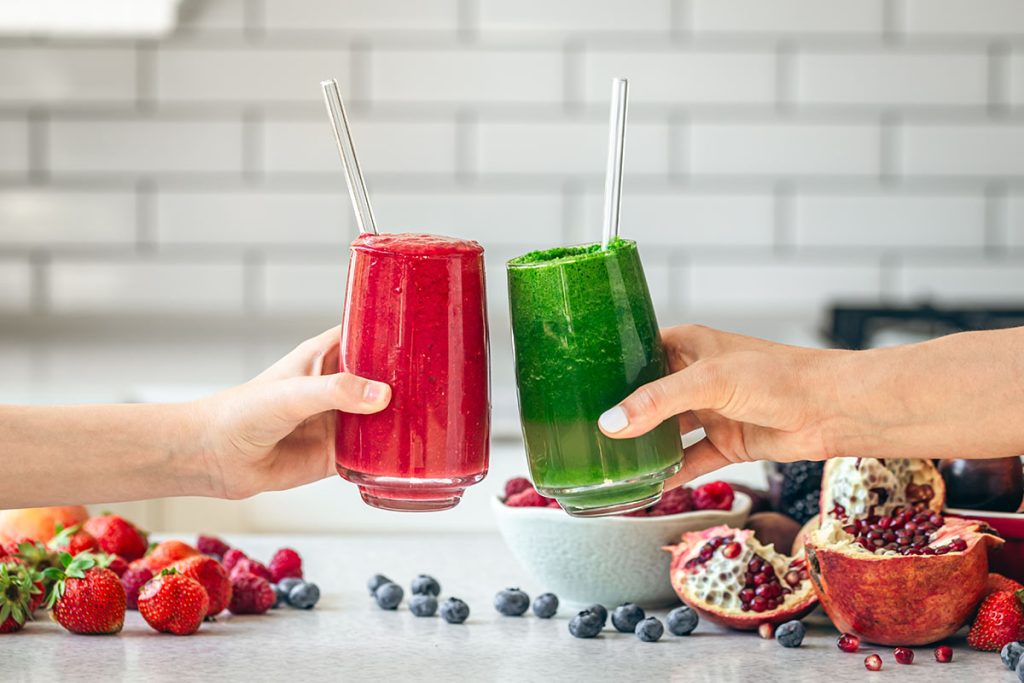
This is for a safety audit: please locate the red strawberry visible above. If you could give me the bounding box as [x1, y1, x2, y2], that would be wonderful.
[47, 525, 99, 557]
[83, 515, 148, 562]
[138, 569, 209, 635]
[221, 548, 247, 572]
[985, 572, 1024, 598]
[269, 548, 303, 583]
[646, 486, 695, 516]
[967, 589, 1024, 651]
[45, 552, 125, 635]
[693, 481, 735, 511]
[228, 572, 275, 615]
[0, 563, 39, 633]
[169, 556, 231, 617]
[139, 540, 199, 573]
[121, 564, 155, 610]
[196, 534, 231, 558]
[230, 558, 271, 583]
[505, 488, 555, 507]
[504, 477, 534, 499]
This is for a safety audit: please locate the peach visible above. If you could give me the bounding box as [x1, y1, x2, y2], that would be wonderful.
[0, 506, 89, 543]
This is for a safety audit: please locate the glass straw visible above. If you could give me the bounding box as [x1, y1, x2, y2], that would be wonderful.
[600, 78, 629, 250]
[321, 78, 378, 235]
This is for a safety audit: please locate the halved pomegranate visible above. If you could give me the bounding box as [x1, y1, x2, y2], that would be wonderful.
[807, 457, 1003, 646]
[666, 525, 817, 630]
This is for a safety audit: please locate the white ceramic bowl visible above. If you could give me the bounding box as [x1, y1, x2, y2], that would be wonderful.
[492, 492, 751, 609]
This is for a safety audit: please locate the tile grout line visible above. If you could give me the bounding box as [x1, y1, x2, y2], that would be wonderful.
[27, 108, 48, 184]
[28, 250, 50, 315]
[984, 183, 1009, 255]
[988, 43, 1011, 116]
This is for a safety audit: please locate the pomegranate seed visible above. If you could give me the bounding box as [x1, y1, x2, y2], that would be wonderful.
[934, 645, 953, 663]
[837, 633, 860, 653]
[739, 588, 754, 602]
[893, 647, 914, 665]
[864, 654, 883, 672]
[758, 623, 774, 639]
[722, 542, 741, 559]
[751, 597, 768, 612]
[784, 571, 801, 587]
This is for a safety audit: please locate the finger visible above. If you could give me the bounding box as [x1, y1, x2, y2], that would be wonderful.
[254, 372, 391, 432]
[598, 359, 727, 439]
[663, 438, 734, 489]
[256, 326, 342, 382]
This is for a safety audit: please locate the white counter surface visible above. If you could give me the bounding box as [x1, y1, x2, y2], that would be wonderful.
[5, 533, 1006, 682]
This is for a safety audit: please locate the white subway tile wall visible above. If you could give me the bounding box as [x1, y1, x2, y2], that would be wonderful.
[0, 0, 1020, 392]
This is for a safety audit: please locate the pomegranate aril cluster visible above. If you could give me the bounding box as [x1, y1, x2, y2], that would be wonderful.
[833, 504, 966, 556]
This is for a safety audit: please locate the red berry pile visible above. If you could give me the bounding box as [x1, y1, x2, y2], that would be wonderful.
[501, 477, 736, 517]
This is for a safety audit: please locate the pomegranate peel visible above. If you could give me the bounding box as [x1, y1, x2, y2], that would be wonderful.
[666, 525, 817, 631]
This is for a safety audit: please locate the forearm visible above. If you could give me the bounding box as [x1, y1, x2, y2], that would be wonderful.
[833, 327, 1024, 459]
[0, 402, 215, 508]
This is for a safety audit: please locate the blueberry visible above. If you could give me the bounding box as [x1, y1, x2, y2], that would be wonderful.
[411, 574, 441, 597]
[494, 588, 530, 617]
[367, 574, 393, 597]
[635, 617, 664, 642]
[271, 583, 287, 608]
[666, 605, 699, 636]
[611, 603, 645, 633]
[288, 582, 320, 610]
[1004, 642, 1024, 671]
[586, 604, 608, 626]
[532, 593, 559, 619]
[1017, 657, 1024, 683]
[569, 610, 604, 638]
[775, 620, 805, 648]
[440, 597, 470, 624]
[279, 577, 304, 594]
[409, 594, 438, 617]
[374, 582, 404, 610]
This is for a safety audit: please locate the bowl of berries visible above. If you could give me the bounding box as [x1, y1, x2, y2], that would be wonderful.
[492, 478, 751, 608]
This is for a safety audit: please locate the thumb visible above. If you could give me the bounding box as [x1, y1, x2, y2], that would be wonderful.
[254, 372, 391, 429]
[598, 360, 727, 439]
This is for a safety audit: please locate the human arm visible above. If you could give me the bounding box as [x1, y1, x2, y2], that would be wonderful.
[598, 324, 1024, 486]
[0, 326, 390, 508]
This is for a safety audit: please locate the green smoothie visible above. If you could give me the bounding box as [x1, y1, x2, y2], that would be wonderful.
[507, 238, 683, 516]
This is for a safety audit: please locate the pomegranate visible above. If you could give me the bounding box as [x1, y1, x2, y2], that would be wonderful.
[808, 457, 1003, 646]
[665, 525, 817, 630]
[864, 654, 883, 671]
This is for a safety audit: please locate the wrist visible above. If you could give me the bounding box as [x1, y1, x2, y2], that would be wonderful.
[813, 347, 888, 458]
[165, 399, 223, 498]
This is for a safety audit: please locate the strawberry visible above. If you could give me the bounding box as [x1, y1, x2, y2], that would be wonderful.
[985, 572, 1024, 598]
[169, 556, 231, 617]
[505, 487, 555, 507]
[44, 552, 126, 635]
[693, 481, 735, 511]
[47, 525, 99, 557]
[268, 548, 303, 583]
[504, 477, 534, 499]
[138, 569, 209, 635]
[228, 572, 275, 615]
[139, 540, 199, 573]
[968, 589, 1024, 651]
[230, 558, 272, 583]
[83, 515, 148, 562]
[104, 555, 129, 578]
[0, 563, 40, 633]
[196, 534, 231, 558]
[121, 564, 155, 610]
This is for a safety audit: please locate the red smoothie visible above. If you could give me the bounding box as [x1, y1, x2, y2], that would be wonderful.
[336, 232, 490, 511]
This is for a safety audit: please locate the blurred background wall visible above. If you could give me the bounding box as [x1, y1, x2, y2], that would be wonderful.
[0, 0, 1022, 532]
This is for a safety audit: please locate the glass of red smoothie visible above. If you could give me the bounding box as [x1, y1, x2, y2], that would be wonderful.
[335, 232, 490, 511]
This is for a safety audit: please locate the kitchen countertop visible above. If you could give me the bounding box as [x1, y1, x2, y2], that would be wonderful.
[5, 533, 1007, 682]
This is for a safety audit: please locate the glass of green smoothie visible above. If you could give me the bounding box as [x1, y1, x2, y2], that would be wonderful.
[506, 237, 683, 516]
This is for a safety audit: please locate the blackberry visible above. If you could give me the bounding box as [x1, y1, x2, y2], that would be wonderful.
[780, 461, 824, 502]
[783, 489, 821, 524]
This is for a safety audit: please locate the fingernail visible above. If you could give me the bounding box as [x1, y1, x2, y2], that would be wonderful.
[598, 406, 629, 433]
[363, 381, 387, 404]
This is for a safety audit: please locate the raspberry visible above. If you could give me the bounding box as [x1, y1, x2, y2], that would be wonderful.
[647, 486, 695, 516]
[504, 477, 534, 500]
[221, 548, 247, 572]
[121, 564, 155, 610]
[693, 481, 735, 511]
[228, 572, 275, 615]
[196, 534, 231, 558]
[505, 488, 555, 508]
[230, 557, 272, 583]
[269, 548, 303, 583]
[106, 555, 129, 577]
